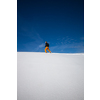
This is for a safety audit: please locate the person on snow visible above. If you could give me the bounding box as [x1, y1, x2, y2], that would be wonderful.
[45, 41, 51, 53]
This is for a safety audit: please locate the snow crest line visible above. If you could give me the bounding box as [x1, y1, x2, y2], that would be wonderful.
[17, 52, 84, 55]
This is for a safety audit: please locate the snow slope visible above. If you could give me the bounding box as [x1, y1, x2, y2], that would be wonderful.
[17, 52, 84, 100]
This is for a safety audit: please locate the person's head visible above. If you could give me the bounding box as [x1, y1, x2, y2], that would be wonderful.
[45, 41, 47, 43]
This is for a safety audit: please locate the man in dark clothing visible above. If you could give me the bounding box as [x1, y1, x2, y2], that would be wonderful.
[45, 41, 51, 53]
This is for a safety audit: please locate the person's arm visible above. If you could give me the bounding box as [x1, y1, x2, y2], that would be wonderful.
[45, 43, 46, 47]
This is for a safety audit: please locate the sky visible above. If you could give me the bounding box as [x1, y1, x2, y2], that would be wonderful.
[17, 0, 84, 53]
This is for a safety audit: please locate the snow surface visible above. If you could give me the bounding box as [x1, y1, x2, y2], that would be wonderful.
[17, 52, 84, 100]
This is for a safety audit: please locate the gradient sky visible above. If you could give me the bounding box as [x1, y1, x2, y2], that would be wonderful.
[17, 0, 84, 53]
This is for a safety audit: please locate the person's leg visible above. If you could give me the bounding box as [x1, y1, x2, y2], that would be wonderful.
[45, 47, 47, 53]
[47, 47, 51, 53]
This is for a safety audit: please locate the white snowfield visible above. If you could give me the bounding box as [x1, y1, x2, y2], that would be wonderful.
[17, 52, 84, 100]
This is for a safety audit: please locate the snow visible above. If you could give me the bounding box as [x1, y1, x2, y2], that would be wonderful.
[17, 52, 84, 100]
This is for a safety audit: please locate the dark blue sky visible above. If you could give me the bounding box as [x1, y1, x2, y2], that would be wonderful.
[17, 0, 84, 53]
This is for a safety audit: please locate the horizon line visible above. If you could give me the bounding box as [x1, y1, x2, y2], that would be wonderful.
[17, 52, 84, 55]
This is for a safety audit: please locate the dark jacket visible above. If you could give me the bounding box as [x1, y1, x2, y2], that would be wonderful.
[45, 43, 49, 47]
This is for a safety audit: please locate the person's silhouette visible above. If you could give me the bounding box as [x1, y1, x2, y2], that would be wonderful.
[45, 41, 51, 53]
